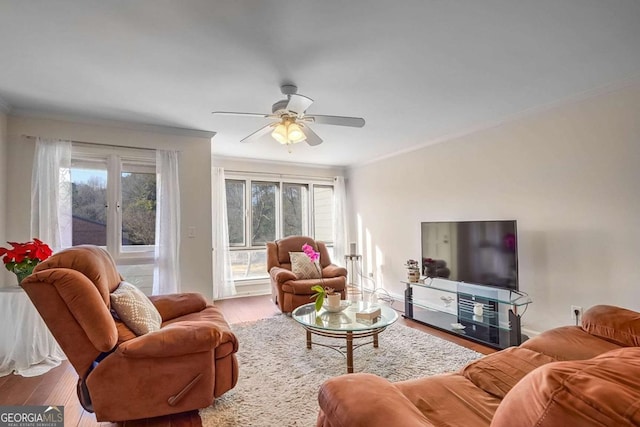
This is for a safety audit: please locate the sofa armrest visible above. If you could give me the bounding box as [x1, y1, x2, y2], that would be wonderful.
[317, 373, 432, 427]
[270, 266, 297, 283]
[322, 264, 347, 278]
[116, 321, 221, 358]
[148, 293, 208, 322]
[581, 304, 640, 347]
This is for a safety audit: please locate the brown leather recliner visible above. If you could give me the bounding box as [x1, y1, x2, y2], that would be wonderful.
[20, 245, 239, 422]
[316, 305, 640, 427]
[267, 235, 347, 313]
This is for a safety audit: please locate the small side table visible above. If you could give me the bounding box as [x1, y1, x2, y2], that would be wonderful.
[0, 287, 66, 377]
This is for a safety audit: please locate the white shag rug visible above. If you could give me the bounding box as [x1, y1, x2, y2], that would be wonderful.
[200, 314, 482, 427]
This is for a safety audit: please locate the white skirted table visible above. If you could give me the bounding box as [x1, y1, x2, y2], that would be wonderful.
[0, 286, 66, 377]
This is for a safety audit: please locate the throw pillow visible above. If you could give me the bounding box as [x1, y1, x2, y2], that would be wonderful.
[290, 252, 322, 279]
[110, 281, 162, 336]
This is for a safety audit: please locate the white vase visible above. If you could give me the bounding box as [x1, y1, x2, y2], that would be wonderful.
[473, 303, 484, 316]
[326, 293, 341, 308]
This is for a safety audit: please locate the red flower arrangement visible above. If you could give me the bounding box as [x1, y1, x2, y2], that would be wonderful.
[0, 239, 53, 283]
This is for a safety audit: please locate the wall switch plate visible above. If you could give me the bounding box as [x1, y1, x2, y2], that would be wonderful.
[187, 226, 196, 238]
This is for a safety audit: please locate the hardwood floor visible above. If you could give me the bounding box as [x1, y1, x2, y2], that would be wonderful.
[0, 294, 495, 426]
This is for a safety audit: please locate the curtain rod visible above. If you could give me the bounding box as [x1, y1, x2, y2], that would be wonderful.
[21, 134, 162, 153]
[223, 169, 337, 181]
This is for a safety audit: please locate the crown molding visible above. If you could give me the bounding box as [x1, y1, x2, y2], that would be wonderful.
[352, 72, 640, 170]
[0, 96, 10, 113]
[9, 108, 216, 139]
[212, 154, 346, 173]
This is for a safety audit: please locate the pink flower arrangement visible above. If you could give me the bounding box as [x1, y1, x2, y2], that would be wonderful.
[302, 243, 334, 311]
[302, 243, 320, 262]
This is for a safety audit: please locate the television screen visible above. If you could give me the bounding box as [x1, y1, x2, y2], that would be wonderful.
[421, 220, 518, 290]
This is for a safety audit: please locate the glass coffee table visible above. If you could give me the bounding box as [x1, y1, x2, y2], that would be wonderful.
[292, 301, 398, 373]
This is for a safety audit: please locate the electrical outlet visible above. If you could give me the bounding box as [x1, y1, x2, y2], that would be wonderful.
[571, 305, 583, 322]
[368, 272, 374, 278]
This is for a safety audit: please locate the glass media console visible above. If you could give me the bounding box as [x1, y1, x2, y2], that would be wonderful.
[403, 280, 532, 349]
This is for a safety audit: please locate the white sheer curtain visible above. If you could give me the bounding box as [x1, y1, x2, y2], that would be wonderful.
[153, 150, 181, 295]
[211, 167, 236, 299]
[332, 176, 348, 266]
[30, 138, 72, 251]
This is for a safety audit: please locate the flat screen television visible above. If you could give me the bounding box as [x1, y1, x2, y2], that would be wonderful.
[420, 220, 518, 290]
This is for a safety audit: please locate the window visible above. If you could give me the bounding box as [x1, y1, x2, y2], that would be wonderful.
[251, 181, 277, 246]
[224, 174, 334, 282]
[225, 180, 245, 246]
[69, 145, 157, 293]
[313, 185, 334, 242]
[282, 183, 309, 237]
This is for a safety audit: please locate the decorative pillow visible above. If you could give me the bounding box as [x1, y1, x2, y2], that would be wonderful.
[289, 252, 321, 279]
[110, 281, 162, 336]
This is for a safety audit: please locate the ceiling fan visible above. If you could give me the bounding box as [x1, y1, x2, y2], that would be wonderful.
[212, 84, 365, 147]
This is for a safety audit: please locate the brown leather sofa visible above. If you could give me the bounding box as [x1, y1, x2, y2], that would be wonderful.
[267, 235, 347, 313]
[21, 245, 238, 422]
[317, 305, 640, 427]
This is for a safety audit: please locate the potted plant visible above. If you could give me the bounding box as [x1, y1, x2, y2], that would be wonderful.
[310, 285, 340, 311]
[0, 239, 53, 283]
[302, 243, 341, 311]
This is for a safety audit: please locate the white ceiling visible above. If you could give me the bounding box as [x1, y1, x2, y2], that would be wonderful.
[1, 1, 639, 167]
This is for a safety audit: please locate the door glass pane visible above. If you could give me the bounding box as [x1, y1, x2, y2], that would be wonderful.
[121, 171, 156, 246]
[313, 185, 334, 242]
[117, 263, 154, 295]
[282, 183, 308, 237]
[71, 167, 108, 246]
[225, 180, 245, 246]
[251, 181, 277, 245]
[229, 249, 268, 280]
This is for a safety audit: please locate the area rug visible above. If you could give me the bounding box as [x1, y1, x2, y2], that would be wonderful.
[200, 314, 482, 427]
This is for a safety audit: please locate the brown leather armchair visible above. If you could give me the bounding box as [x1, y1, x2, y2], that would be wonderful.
[20, 245, 238, 422]
[267, 235, 347, 313]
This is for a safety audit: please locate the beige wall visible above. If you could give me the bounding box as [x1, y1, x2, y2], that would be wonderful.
[0, 112, 7, 285]
[347, 82, 640, 334]
[5, 115, 215, 297]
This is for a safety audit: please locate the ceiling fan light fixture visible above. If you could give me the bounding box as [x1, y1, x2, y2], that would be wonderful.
[271, 123, 289, 144]
[287, 122, 305, 143]
[214, 84, 364, 146]
[271, 119, 306, 145]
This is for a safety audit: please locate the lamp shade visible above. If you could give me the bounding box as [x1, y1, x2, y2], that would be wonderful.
[271, 123, 288, 144]
[271, 119, 306, 145]
[287, 123, 305, 143]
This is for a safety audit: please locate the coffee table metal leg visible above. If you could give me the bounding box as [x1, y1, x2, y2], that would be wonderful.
[306, 330, 312, 349]
[346, 331, 354, 373]
[373, 332, 379, 348]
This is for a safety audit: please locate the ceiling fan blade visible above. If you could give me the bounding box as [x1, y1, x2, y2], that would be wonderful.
[240, 123, 276, 143]
[286, 94, 314, 115]
[301, 125, 323, 146]
[212, 111, 275, 119]
[305, 114, 365, 128]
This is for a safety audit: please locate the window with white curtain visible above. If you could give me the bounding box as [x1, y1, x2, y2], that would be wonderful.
[224, 173, 334, 282]
[66, 145, 157, 293]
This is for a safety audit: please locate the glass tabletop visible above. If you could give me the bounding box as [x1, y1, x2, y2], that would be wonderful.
[292, 301, 398, 332]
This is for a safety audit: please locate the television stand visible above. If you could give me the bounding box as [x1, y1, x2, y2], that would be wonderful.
[402, 280, 531, 350]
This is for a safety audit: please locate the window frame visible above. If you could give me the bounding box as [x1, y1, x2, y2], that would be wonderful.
[70, 144, 157, 264]
[224, 172, 335, 282]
